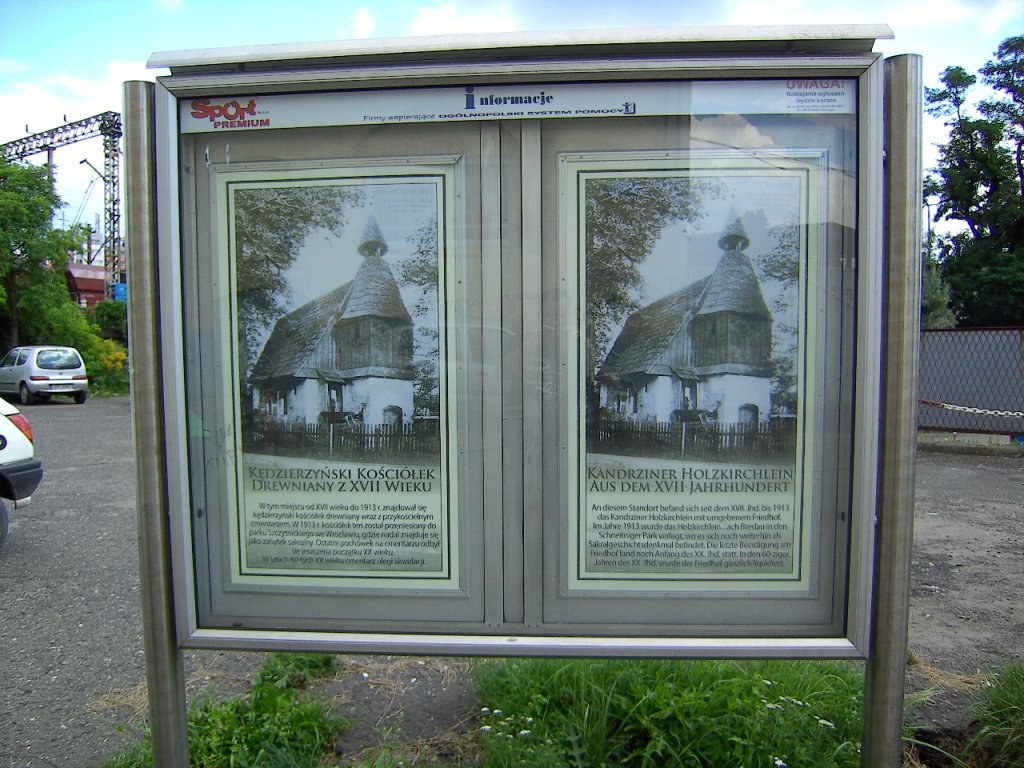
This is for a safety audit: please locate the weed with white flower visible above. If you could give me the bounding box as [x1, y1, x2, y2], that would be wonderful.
[474, 658, 867, 767]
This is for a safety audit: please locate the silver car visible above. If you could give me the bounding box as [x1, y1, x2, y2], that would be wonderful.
[0, 346, 89, 405]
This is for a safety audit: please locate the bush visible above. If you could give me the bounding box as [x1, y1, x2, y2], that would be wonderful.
[89, 300, 128, 342]
[79, 335, 128, 395]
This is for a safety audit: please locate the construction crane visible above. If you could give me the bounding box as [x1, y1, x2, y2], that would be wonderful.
[0, 112, 124, 294]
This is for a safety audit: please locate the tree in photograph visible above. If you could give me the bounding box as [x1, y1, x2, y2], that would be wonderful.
[754, 221, 800, 415]
[585, 176, 709, 364]
[925, 35, 1024, 326]
[396, 217, 440, 416]
[397, 217, 439, 318]
[0, 159, 84, 348]
[233, 184, 364, 377]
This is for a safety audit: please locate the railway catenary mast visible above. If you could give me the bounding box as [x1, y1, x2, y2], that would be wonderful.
[0, 112, 124, 294]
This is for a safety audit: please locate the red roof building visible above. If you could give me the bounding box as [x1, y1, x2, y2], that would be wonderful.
[67, 263, 107, 307]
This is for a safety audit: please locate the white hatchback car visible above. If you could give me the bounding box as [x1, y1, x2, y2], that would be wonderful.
[0, 395, 43, 550]
[0, 346, 88, 405]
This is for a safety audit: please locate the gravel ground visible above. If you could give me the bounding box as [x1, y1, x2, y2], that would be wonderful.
[905, 447, 1024, 731]
[1, 397, 1021, 766]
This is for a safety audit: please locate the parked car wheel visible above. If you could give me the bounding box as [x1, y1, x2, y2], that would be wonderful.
[18, 382, 33, 406]
[0, 499, 8, 551]
[74, 390, 87, 405]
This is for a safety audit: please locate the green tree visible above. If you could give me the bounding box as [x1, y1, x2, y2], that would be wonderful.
[0, 159, 84, 348]
[754, 221, 800, 414]
[89, 299, 128, 342]
[585, 176, 710, 363]
[396, 217, 440, 416]
[28, 300, 128, 394]
[233, 185, 364, 378]
[0, 159, 129, 394]
[925, 36, 1024, 326]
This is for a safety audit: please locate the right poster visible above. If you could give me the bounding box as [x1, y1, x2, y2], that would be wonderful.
[566, 149, 826, 593]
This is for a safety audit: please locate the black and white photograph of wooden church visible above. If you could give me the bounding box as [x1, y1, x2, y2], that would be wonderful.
[585, 173, 802, 464]
[249, 215, 415, 429]
[233, 178, 443, 464]
[597, 213, 773, 427]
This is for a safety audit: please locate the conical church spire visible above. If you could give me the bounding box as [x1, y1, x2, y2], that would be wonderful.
[717, 210, 750, 253]
[341, 215, 411, 324]
[698, 211, 770, 320]
[358, 215, 388, 259]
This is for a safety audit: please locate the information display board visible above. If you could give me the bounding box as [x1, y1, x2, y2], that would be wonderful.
[149, 28, 886, 656]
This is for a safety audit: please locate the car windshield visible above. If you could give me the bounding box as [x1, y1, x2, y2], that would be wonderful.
[36, 349, 82, 370]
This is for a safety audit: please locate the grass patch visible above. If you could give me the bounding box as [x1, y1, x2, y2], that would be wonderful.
[100, 654, 1024, 767]
[473, 658, 865, 768]
[960, 662, 1024, 767]
[102, 653, 344, 768]
[258, 651, 338, 689]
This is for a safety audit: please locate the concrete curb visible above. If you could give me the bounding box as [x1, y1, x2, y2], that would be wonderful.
[917, 440, 1024, 457]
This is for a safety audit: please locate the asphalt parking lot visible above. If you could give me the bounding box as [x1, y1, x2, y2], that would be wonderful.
[0, 397, 144, 766]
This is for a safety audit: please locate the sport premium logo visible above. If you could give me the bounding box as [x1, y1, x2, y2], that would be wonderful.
[189, 98, 271, 129]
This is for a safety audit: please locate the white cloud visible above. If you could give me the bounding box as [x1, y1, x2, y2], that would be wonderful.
[722, 0, 971, 28]
[725, 0, 834, 26]
[0, 60, 158, 227]
[691, 115, 776, 149]
[337, 7, 376, 39]
[1, 60, 156, 133]
[0, 58, 27, 74]
[351, 7, 375, 38]
[407, 2, 518, 37]
[725, 0, 1018, 35]
[981, 0, 1024, 36]
[879, 0, 971, 30]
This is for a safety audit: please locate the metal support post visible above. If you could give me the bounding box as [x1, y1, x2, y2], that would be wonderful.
[861, 53, 923, 766]
[123, 79, 190, 767]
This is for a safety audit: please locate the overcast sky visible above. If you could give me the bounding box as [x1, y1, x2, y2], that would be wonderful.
[1, 0, 1020, 233]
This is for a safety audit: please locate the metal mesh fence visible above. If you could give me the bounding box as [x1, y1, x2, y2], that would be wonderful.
[918, 327, 1024, 434]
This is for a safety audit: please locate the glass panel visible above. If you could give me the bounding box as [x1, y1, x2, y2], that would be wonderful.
[211, 167, 461, 590]
[540, 81, 859, 631]
[566, 148, 829, 593]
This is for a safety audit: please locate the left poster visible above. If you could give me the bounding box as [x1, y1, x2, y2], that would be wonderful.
[213, 164, 459, 589]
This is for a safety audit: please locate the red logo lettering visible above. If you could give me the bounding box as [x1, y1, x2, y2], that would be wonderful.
[190, 98, 257, 121]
